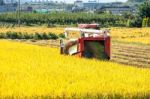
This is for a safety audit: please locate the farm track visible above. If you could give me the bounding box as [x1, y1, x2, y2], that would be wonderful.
[112, 42, 150, 67]
[14, 40, 150, 68]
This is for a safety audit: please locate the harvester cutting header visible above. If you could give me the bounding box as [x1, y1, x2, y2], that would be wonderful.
[60, 24, 111, 60]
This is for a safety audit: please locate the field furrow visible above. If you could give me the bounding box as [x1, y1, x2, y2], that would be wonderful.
[112, 42, 150, 67]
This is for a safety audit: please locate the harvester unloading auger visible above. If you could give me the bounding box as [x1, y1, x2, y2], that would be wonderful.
[60, 24, 111, 60]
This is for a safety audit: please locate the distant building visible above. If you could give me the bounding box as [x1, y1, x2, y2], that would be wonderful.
[0, 0, 17, 13]
[110, 2, 123, 7]
[83, 0, 99, 10]
[27, 6, 33, 12]
[73, 0, 102, 11]
[73, 0, 136, 14]
[99, 6, 135, 15]
[83, 2, 124, 11]
[83, 2, 105, 10]
[88, 0, 97, 3]
[3, 0, 16, 4]
[0, 0, 3, 5]
[74, 0, 84, 8]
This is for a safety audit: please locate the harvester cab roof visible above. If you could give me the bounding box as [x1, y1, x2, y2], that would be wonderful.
[60, 24, 111, 60]
[64, 27, 110, 38]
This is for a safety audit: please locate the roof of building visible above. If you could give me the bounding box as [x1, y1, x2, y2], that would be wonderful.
[101, 6, 132, 9]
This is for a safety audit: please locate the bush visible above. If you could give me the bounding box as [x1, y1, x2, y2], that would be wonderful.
[22, 33, 32, 39]
[148, 18, 150, 26]
[126, 19, 132, 27]
[143, 17, 149, 27]
[34, 33, 44, 40]
[42, 33, 50, 40]
[48, 33, 58, 40]
[0, 33, 6, 38]
[6, 31, 17, 39]
[58, 33, 66, 39]
[0, 32, 59, 40]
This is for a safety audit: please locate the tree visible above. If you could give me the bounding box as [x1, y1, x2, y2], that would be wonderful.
[129, 1, 150, 27]
[130, 17, 142, 27]
[138, 1, 150, 18]
[148, 17, 150, 26]
[127, 0, 148, 3]
[122, 12, 134, 20]
[126, 19, 132, 27]
[142, 17, 149, 27]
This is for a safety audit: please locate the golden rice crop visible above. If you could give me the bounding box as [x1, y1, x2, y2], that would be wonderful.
[0, 27, 150, 44]
[111, 27, 150, 44]
[0, 26, 64, 34]
[0, 40, 150, 98]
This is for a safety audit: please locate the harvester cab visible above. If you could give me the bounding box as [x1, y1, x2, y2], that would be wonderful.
[60, 24, 111, 60]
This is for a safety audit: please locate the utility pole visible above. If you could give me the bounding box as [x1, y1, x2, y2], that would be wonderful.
[63, 0, 65, 11]
[17, 0, 21, 27]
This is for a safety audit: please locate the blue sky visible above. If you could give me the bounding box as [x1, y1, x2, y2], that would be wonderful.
[23, 0, 128, 3]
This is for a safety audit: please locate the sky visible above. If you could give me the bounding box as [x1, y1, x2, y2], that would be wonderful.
[22, 0, 128, 3]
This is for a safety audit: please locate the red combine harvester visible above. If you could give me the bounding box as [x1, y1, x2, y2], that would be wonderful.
[60, 24, 111, 60]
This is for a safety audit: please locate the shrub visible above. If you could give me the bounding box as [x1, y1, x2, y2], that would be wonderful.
[42, 33, 49, 40]
[0, 33, 6, 38]
[142, 17, 149, 27]
[148, 18, 150, 27]
[0, 32, 59, 40]
[5, 32, 22, 39]
[48, 33, 58, 40]
[34, 33, 44, 40]
[58, 33, 66, 39]
[22, 33, 32, 39]
[126, 19, 132, 27]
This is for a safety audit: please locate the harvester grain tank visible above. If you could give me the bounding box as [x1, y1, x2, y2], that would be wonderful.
[60, 24, 110, 60]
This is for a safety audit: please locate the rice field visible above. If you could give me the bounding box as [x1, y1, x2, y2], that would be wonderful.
[111, 27, 150, 44]
[112, 42, 150, 67]
[0, 26, 63, 34]
[0, 27, 150, 44]
[0, 40, 150, 98]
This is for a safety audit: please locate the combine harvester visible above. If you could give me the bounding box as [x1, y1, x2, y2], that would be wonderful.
[60, 24, 111, 60]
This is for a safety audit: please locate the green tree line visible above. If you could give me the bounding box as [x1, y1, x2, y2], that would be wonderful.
[0, 12, 125, 27]
[0, 1, 149, 28]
